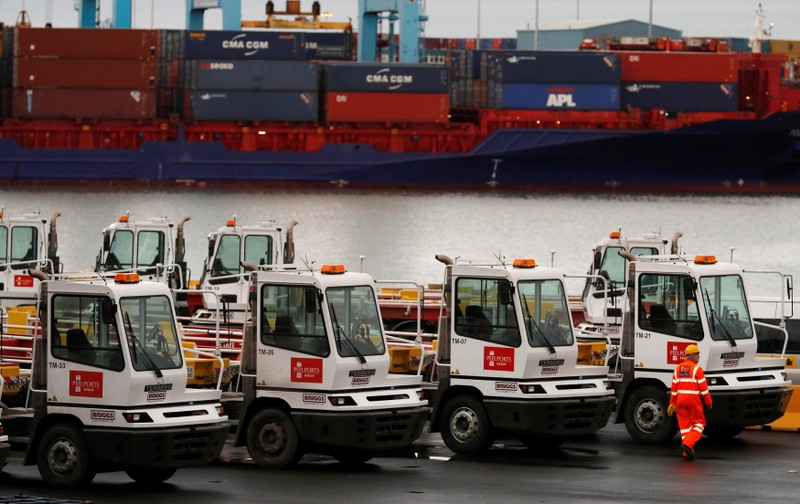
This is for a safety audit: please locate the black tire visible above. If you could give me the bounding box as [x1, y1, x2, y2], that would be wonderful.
[124, 467, 177, 484]
[37, 424, 96, 488]
[246, 408, 300, 469]
[439, 394, 493, 455]
[704, 424, 744, 440]
[331, 450, 374, 465]
[623, 385, 677, 444]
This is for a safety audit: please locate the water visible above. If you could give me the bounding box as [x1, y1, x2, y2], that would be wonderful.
[0, 187, 796, 297]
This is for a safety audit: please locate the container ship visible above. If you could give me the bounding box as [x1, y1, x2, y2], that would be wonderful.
[0, 26, 799, 192]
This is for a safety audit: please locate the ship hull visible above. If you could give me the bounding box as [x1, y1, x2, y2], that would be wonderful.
[1, 112, 799, 193]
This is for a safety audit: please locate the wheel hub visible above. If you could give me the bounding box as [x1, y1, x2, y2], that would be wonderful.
[48, 439, 79, 476]
[451, 407, 480, 442]
[258, 421, 287, 454]
[635, 399, 664, 432]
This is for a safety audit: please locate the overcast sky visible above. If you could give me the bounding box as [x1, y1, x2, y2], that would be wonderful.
[1, 0, 797, 41]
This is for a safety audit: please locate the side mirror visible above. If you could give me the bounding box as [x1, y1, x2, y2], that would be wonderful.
[593, 250, 602, 270]
[683, 276, 697, 301]
[101, 298, 117, 324]
[498, 280, 514, 306]
[102, 233, 110, 252]
[207, 239, 215, 259]
[305, 287, 319, 314]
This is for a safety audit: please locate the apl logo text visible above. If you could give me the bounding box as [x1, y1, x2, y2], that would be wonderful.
[546, 88, 576, 108]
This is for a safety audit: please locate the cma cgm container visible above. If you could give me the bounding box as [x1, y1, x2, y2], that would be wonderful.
[13, 88, 156, 119]
[183, 60, 319, 91]
[185, 90, 318, 121]
[490, 83, 620, 110]
[489, 51, 621, 84]
[183, 30, 302, 60]
[322, 62, 448, 93]
[14, 58, 156, 88]
[619, 52, 737, 83]
[14, 28, 158, 59]
[324, 92, 449, 123]
[620, 82, 739, 111]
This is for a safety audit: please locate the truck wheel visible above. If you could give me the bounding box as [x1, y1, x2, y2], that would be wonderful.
[125, 467, 177, 484]
[246, 408, 300, 469]
[440, 394, 493, 455]
[623, 386, 677, 444]
[37, 424, 96, 487]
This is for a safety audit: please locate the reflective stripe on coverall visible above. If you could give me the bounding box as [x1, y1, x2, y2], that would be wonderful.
[670, 359, 712, 450]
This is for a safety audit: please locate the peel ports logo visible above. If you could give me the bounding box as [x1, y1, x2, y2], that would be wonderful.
[70, 370, 103, 398]
[484, 346, 514, 372]
[291, 357, 323, 383]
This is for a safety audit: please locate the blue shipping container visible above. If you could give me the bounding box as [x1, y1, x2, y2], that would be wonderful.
[490, 51, 621, 84]
[322, 63, 448, 93]
[183, 31, 302, 60]
[185, 60, 319, 91]
[301, 31, 354, 61]
[491, 83, 620, 111]
[186, 90, 319, 121]
[620, 82, 738, 111]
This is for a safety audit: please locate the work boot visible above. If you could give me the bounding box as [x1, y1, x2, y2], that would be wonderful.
[681, 444, 695, 461]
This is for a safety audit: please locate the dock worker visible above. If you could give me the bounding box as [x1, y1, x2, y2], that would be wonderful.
[667, 344, 712, 461]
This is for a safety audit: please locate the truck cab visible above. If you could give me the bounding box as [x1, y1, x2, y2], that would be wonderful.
[233, 264, 428, 468]
[95, 213, 190, 290]
[194, 217, 298, 324]
[430, 256, 615, 454]
[580, 230, 677, 331]
[1, 272, 229, 487]
[615, 253, 793, 442]
[0, 210, 60, 308]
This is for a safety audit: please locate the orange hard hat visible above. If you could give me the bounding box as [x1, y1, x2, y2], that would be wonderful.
[685, 344, 700, 356]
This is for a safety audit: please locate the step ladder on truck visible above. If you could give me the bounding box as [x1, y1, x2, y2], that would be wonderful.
[420, 255, 616, 454]
[0, 270, 229, 487]
[581, 251, 794, 443]
[227, 262, 429, 468]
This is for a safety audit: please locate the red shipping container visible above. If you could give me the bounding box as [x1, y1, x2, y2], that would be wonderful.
[14, 28, 159, 59]
[12, 88, 157, 119]
[619, 52, 737, 83]
[324, 92, 449, 123]
[14, 58, 156, 89]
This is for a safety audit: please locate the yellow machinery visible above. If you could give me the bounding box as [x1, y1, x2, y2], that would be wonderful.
[242, 1, 352, 31]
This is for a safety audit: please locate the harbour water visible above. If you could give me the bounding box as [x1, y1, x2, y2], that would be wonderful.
[0, 187, 796, 297]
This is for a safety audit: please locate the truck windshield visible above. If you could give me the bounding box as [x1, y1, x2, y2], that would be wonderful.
[598, 246, 659, 286]
[104, 230, 133, 271]
[327, 285, 385, 358]
[517, 279, 574, 348]
[699, 275, 754, 342]
[119, 295, 183, 371]
[51, 294, 124, 371]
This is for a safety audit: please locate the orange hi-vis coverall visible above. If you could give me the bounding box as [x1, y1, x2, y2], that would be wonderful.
[670, 359, 713, 450]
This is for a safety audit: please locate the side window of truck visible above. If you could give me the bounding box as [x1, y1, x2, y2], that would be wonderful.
[51, 295, 124, 371]
[454, 277, 520, 347]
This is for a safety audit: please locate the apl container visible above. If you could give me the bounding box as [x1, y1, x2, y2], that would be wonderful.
[490, 83, 620, 111]
[183, 60, 319, 91]
[185, 90, 319, 121]
[619, 52, 738, 83]
[12, 88, 157, 119]
[183, 30, 302, 60]
[322, 63, 448, 93]
[324, 92, 449, 123]
[620, 82, 739, 111]
[14, 28, 158, 59]
[15, 58, 156, 88]
[489, 51, 621, 84]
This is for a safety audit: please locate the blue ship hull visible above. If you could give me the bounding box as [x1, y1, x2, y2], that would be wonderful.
[0, 112, 798, 192]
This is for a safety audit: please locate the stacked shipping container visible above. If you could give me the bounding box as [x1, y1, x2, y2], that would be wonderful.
[619, 52, 739, 111]
[487, 51, 621, 110]
[12, 28, 159, 119]
[322, 62, 449, 123]
[159, 29, 354, 120]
